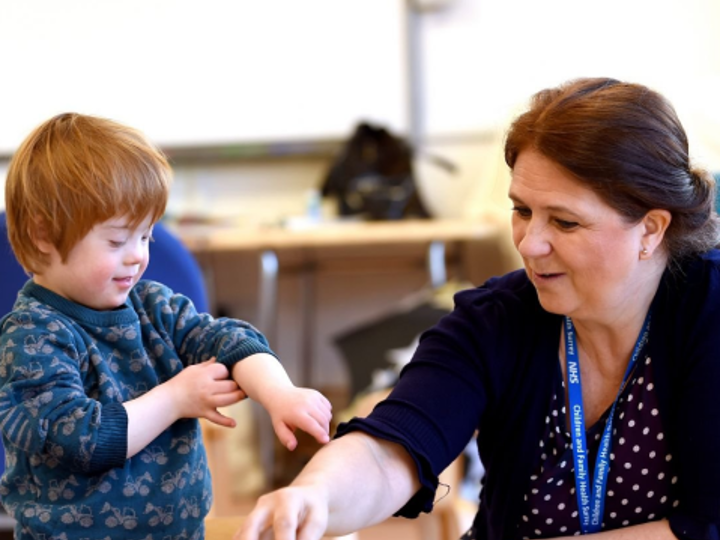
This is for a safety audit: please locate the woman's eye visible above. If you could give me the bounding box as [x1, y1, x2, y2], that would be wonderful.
[555, 219, 579, 230]
[512, 206, 531, 218]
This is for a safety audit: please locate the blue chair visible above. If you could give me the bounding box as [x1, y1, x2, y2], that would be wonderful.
[0, 212, 209, 316]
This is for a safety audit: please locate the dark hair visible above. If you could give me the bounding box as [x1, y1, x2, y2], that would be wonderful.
[504, 77, 719, 264]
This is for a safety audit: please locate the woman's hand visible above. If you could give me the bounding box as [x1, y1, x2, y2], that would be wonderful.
[234, 483, 330, 540]
[167, 357, 247, 427]
[264, 387, 333, 450]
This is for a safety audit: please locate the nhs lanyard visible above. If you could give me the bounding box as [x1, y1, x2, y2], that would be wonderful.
[564, 313, 650, 534]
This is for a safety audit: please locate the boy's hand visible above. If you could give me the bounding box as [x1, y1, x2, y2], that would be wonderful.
[265, 387, 332, 451]
[169, 358, 246, 427]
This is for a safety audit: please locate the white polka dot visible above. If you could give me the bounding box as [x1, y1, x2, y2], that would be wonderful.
[532, 508, 539, 515]
[560, 460, 567, 468]
[545, 416, 550, 424]
[623, 520, 630, 526]
[546, 518, 553, 525]
[610, 512, 617, 518]
[665, 454, 672, 462]
[637, 377, 644, 384]
[638, 402, 644, 410]
[632, 484, 640, 491]
[673, 500, 679, 508]
[641, 468, 648, 476]
[616, 476, 624, 483]
[539, 440, 544, 447]
[535, 529, 542, 536]
[621, 499, 628, 505]
[671, 476, 678, 484]
[544, 494, 551, 501]
[522, 515, 528, 522]
[610, 453, 615, 461]
[635, 507, 642, 514]
[657, 433, 664, 441]
[532, 488, 539, 494]
[572, 511, 578, 518]
[649, 451, 657, 459]
[624, 462, 632, 469]
[558, 503, 566, 510]
[571, 487, 576, 495]
[642, 427, 649, 435]
[628, 420, 636, 427]
[627, 394, 634, 402]
[660, 496, 667, 504]
[540, 453, 547, 461]
[651, 408, 659, 416]
[647, 382, 654, 390]
[607, 490, 614, 497]
[619, 437, 626, 445]
[552, 409, 558, 417]
[557, 479, 564, 487]
[648, 514, 655, 520]
[619, 412, 625, 420]
[560, 526, 567, 533]
[647, 491, 654, 498]
[530, 475, 538, 481]
[658, 472, 665, 480]
[633, 445, 640, 453]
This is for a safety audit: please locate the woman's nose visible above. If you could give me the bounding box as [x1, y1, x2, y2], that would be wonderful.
[515, 220, 552, 259]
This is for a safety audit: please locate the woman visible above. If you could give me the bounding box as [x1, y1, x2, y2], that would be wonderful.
[236, 78, 720, 540]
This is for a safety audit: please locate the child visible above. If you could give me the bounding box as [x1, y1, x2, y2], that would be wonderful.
[0, 113, 333, 539]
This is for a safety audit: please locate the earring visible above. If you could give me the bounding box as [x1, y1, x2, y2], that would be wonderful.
[641, 248, 649, 256]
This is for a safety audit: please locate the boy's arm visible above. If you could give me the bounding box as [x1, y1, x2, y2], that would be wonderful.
[231, 353, 332, 450]
[122, 358, 245, 458]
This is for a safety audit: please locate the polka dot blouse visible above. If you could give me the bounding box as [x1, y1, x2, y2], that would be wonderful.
[462, 354, 679, 540]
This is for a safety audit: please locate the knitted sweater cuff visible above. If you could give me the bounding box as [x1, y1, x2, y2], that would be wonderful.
[88, 402, 128, 473]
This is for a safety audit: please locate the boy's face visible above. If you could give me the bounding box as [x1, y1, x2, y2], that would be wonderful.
[34, 215, 154, 310]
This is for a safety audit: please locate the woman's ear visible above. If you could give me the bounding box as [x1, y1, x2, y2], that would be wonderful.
[640, 209, 672, 258]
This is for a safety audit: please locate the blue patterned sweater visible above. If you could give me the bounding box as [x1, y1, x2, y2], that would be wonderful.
[0, 279, 274, 540]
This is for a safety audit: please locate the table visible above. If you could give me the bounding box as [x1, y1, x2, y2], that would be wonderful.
[175, 218, 501, 368]
[175, 219, 500, 489]
[204, 516, 353, 540]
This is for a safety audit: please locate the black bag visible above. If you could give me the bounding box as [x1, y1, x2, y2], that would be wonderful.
[321, 122, 430, 220]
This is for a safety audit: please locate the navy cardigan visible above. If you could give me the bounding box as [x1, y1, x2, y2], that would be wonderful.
[337, 250, 720, 540]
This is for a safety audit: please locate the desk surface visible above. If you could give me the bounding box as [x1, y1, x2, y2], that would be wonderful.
[173, 218, 500, 253]
[204, 516, 346, 540]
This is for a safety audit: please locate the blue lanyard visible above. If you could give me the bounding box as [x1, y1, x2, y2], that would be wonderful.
[564, 312, 651, 534]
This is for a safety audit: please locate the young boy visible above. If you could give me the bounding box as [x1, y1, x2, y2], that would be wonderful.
[0, 113, 332, 539]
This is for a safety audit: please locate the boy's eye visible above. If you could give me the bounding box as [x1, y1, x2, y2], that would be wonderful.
[109, 240, 125, 248]
[512, 206, 531, 219]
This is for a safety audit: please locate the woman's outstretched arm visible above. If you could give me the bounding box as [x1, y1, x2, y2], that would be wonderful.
[235, 431, 421, 540]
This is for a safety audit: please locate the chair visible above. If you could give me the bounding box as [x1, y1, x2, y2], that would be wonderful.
[0, 213, 209, 316]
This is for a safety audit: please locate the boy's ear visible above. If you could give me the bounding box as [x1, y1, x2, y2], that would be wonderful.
[29, 220, 55, 254]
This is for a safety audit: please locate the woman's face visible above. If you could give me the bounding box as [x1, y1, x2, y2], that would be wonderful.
[510, 149, 648, 323]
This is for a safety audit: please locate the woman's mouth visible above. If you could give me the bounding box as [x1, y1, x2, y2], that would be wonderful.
[532, 270, 564, 283]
